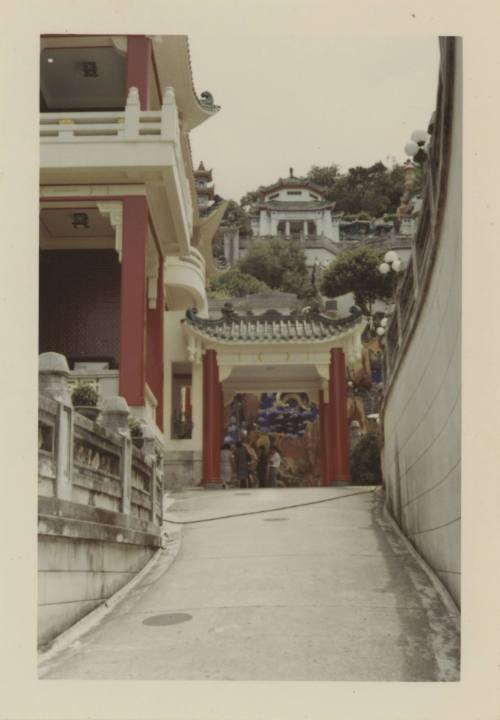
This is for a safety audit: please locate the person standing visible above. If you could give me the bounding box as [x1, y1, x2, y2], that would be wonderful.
[268, 447, 281, 488]
[256, 446, 269, 488]
[220, 443, 233, 489]
[233, 441, 250, 489]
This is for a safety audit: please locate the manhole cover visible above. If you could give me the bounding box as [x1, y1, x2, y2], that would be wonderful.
[142, 613, 193, 627]
[263, 517, 289, 522]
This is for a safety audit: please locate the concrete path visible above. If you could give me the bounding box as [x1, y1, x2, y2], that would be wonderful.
[38, 487, 460, 681]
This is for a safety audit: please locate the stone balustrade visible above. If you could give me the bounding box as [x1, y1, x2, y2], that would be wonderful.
[38, 352, 164, 647]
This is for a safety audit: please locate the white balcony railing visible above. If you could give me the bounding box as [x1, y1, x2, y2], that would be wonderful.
[40, 86, 193, 248]
[40, 87, 179, 143]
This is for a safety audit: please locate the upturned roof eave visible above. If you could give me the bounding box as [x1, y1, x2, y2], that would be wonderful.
[182, 316, 366, 352]
[152, 36, 220, 131]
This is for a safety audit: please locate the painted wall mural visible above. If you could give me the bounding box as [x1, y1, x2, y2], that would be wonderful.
[223, 392, 321, 486]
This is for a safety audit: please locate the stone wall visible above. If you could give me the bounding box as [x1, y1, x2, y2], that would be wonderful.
[381, 39, 461, 607]
[164, 450, 202, 489]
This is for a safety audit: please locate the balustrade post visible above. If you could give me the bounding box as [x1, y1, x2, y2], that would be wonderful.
[39, 353, 73, 500]
[101, 397, 132, 514]
[141, 425, 158, 523]
[161, 87, 178, 141]
[124, 87, 140, 140]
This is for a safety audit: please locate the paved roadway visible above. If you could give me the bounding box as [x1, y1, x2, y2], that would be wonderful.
[39, 486, 460, 681]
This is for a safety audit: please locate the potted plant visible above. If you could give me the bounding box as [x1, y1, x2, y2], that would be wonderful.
[171, 410, 193, 440]
[71, 383, 100, 421]
[128, 416, 144, 448]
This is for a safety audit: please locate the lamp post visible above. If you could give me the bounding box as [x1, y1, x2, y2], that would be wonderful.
[378, 250, 403, 276]
[376, 251, 403, 338]
[404, 129, 429, 168]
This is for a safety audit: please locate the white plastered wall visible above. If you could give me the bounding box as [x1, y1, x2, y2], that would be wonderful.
[381, 46, 462, 606]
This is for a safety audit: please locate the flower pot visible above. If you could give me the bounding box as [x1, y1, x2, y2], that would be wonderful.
[75, 405, 100, 421]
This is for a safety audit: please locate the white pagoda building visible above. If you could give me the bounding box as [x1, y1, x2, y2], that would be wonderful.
[250, 168, 339, 243]
[223, 169, 342, 268]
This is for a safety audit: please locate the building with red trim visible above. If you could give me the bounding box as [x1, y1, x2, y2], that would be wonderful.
[39, 34, 225, 451]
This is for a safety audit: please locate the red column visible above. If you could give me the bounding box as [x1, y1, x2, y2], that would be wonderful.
[184, 386, 192, 424]
[119, 196, 148, 406]
[330, 348, 350, 484]
[319, 390, 332, 486]
[146, 258, 164, 430]
[202, 350, 223, 486]
[126, 36, 152, 110]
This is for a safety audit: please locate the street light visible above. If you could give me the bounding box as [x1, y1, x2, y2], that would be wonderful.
[405, 129, 429, 167]
[376, 251, 403, 338]
[378, 250, 403, 275]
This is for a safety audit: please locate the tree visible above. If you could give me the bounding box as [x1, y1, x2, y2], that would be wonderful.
[237, 238, 313, 298]
[207, 268, 271, 299]
[239, 189, 260, 207]
[222, 200, 250, 232]
[307, 164, 339, 199]
[320, 246, 396, 314]
[307, 161, 408, 216]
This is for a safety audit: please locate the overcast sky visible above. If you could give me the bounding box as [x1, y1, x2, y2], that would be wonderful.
[188, 35, 439, 202]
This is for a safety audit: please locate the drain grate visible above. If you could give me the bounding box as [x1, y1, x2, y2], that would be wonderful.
[142, 613, 193, 627]
[263, 517, 289, 522]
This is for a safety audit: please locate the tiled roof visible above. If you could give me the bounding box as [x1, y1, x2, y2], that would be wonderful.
[258, 176, 327, 197]
[257, 201, 335, 211]
[184, 307, 363, 343]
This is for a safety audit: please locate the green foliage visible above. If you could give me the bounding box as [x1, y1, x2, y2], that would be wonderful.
[307, 164, 340, 189]
[320, 246, 395, 314]
[240, 189, 261, 207]
[207, 267, 271, 299]
[222, 200, 250, 232]
[128, 416, 144, 438]
[171, 410, 192, 440]
[238, 238, 313, 298]
[71, 383, 98, 407]
[307, 161, 407, 216]
[349, 432, 383, 485]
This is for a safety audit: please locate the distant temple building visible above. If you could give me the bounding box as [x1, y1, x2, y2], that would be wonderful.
[194, 161, 215, 213]
[249, 168, 340, 244]
[222, 169, 343, 268]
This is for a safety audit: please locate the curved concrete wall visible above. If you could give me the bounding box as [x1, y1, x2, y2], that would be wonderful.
[381, 40, 461, 607]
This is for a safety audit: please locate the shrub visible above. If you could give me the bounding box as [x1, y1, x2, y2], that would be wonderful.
[349, 431, 383, 485]
[71, 383, 98, 407]
[128, 417, 144, 438]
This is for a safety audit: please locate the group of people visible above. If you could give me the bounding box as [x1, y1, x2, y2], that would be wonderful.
[220, 440, 281, 489]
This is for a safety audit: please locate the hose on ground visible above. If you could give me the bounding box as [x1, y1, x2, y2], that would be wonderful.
[165, 487, 377, 525]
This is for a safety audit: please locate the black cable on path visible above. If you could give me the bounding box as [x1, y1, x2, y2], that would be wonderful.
[165, 488, 376, 525]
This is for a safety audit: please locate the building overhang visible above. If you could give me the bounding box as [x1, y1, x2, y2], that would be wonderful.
[151, 36, 220, 131]
[40, 87, 194, 256]
[194, 201, 228, 278]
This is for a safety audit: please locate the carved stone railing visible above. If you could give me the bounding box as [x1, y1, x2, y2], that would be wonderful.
[382, 37, 456, 389]
[38, 352, 164, 535]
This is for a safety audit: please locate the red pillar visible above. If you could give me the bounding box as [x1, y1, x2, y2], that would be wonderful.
[119, 196, 148, 407]
[126, 36, 152, 110]
[202, 350, 223, 487]
[330, 348, 350, 484]
[319, 390, 332, 486]
[184, 386, 192, 424]
[146, 258, 164, 430]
